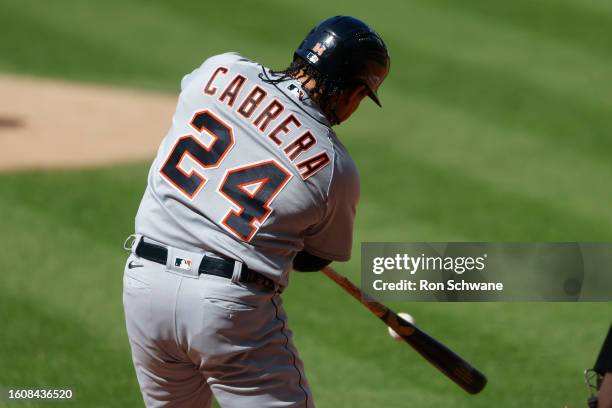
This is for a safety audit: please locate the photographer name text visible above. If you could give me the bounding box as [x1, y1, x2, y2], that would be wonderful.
[371, 254, 504, 292]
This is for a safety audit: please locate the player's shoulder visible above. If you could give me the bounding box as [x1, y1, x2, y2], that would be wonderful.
[203, 52, 252, 67]
[181, 52, 258, 90]
[314, 129, 360, 200]
[330, 131, 359, 185]
[199, 52, 262, 75]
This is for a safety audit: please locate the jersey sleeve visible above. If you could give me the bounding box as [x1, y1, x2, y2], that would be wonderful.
[303, 152, 360, 262]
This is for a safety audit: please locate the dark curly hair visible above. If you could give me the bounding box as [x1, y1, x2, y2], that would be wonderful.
[266, 57, 348, 125]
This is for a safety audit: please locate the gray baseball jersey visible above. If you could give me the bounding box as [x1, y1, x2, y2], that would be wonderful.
[135, 52, 359, 286]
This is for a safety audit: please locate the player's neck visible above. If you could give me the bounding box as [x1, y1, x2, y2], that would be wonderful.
[290, 70, 340, 125]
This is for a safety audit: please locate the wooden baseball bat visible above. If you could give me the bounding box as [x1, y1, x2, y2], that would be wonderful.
[321, 265, 487, 395]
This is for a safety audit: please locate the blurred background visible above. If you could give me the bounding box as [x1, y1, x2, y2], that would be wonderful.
[0, 0, 611, 406]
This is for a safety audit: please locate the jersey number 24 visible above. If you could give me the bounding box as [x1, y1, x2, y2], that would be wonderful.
[160, 110, 292, 241]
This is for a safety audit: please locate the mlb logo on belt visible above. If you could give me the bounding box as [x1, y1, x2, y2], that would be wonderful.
[175, 257, 193, 271]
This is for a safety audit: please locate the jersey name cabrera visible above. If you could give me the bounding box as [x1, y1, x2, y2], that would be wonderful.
[135, 52, 359, 285]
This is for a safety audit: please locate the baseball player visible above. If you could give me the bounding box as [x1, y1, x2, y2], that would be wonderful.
[122, 16, 390, 408]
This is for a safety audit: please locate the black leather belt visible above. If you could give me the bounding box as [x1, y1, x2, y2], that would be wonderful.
[135, 240, 276, 291]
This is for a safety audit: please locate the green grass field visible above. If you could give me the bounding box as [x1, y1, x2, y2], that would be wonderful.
[1, 0, 611, 406]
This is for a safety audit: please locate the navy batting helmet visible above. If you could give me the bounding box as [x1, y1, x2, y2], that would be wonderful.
[295, 16, 390, 107]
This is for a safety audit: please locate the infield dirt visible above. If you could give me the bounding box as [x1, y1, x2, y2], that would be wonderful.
[0, 75, 176, 171]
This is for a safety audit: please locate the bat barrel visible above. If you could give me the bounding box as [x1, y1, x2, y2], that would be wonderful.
[403, 327, 487, 394]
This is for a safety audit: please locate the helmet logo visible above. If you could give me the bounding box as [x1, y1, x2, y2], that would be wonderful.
[312, 42, 327, 56]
